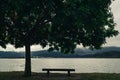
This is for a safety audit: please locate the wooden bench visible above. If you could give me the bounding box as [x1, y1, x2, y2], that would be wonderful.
[42, 68, 75, 76]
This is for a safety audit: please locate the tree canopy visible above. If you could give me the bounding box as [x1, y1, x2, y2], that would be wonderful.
[0, 0, 118, 52]
[0, 0, 119, 77]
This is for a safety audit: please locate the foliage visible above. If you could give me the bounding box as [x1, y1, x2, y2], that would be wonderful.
[0, 0, 118, 53]
[49, 0, 119, 53]
[0, 0, 8, 48]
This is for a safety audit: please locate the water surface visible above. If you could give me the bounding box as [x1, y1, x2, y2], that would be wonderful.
[0, 58, 120, 73]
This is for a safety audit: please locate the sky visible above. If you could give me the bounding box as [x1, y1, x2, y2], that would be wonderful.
[105, 0, 120, 47]
[0, 0, 120, 52]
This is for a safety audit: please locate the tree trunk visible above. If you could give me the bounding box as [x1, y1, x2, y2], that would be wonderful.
[24, 44, 31, 77]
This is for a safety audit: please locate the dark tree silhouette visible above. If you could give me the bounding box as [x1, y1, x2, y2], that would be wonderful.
[0, 0, 118, 77]
[0, 1, 8, 48]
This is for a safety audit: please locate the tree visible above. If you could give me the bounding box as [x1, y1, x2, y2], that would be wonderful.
[0, 0, 8, 48]
[0, 0, 118, 77]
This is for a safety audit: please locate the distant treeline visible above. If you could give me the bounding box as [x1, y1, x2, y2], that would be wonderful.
[0, 50, 120, 58]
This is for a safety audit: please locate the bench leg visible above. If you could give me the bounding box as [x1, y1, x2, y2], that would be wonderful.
[47, 70, 50, 76]
[68, 71, 70, 76]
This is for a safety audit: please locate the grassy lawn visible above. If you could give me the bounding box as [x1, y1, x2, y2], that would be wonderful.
[0, 72, 120, 80]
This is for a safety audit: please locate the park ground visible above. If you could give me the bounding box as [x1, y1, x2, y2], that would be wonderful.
[0, 72, 120, 80]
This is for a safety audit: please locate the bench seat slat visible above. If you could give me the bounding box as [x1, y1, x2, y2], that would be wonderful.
[42, 68, 75, 71]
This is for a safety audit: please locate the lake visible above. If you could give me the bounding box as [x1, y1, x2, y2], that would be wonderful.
[0, 58, 120, 73]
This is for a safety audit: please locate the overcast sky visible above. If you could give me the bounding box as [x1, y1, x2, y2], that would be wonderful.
[0, 0, 120, 52]
[105, 0, 120, 47]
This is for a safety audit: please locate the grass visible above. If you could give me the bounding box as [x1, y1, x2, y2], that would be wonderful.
[0, 72, 120, 80]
